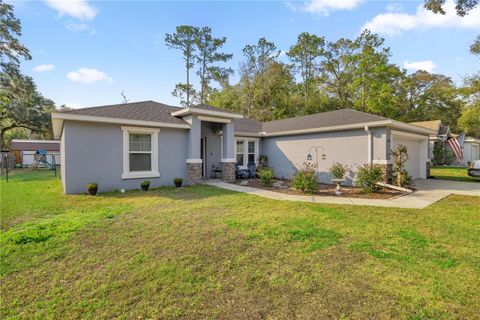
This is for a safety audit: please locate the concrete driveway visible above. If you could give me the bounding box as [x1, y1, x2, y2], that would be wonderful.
[205, 179, 479, 209]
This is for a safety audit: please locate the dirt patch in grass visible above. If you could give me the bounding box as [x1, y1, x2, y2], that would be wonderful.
[236, 178, 405, 199]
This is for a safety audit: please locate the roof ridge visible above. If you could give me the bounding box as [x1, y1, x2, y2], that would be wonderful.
[60, 100, 181, 113]
[263, 108, 387, 125]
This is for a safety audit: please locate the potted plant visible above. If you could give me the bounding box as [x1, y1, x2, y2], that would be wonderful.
[329, 162, 347, 195]
[140, 180, 150, 191]
[173, 178, 183, 188]
[87, 183, 98, 196]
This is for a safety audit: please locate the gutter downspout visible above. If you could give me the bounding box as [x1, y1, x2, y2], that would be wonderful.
[365, 126, 372, 165]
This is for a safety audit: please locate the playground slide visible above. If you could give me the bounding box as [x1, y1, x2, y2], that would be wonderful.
[39, 158, 56, 170]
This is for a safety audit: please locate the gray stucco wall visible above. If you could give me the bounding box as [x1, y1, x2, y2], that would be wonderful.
[261, 128, 388, 185]
[62, 120, 189, 194]
[372, 127, 389, 161]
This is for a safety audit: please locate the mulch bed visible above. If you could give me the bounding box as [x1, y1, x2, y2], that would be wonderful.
[235, 178, 406, 199]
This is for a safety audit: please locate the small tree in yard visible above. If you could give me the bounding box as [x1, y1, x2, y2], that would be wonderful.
[391, 144, 413, 188]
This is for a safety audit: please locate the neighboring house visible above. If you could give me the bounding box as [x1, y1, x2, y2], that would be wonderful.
[410, 120, 451, 160]
[411, 120, 480, 166]
[10, 139, 60, 167]
[52, 101, 434, 194]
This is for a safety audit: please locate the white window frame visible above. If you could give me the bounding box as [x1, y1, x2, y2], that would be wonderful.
[121, 126, 160, 179]
[235, 137, 259, 169]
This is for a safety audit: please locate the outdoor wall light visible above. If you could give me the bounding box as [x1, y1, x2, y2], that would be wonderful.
[306, 145, 327, 172]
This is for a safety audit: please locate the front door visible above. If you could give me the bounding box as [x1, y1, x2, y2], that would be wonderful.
[200, 137, 206, 177]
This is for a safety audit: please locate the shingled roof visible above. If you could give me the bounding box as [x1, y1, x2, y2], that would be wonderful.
[54, 101, 430, 137]
[263, 109, 389, 134]
[59, 100, 189, 125]
[11, 140, 60, 152]
[410, 120, 442, 132]
[233, 118, 263, 134]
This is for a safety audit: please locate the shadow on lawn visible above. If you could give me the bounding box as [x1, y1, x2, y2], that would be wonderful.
[98, 184, 239, 201]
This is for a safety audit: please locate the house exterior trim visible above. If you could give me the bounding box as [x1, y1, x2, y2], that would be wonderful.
[186, 158, 203, 163]
[391, 130, 428, 140]
[121, 126, 160, 180]
[262, 120, 434, 137]
[197, 115, 231, 123]
[171, 107, 243, 119]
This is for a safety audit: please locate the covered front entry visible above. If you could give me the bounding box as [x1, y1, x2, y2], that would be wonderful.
[391, 131, 429, 179]
[171, 106, 244, 185]
[200, 121, 224, 178]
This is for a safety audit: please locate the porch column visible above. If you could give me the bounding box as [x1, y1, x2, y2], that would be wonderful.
[186, 115, 202, 185]
[221, 122, 236, 183]
[382, 128, 393, 183]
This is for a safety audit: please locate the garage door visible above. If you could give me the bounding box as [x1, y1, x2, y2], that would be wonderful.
[392, 136, 422, 179]
[472, 145, 479, 161]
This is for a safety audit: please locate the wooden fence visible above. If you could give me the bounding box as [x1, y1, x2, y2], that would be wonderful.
[0, 152, 16, 174]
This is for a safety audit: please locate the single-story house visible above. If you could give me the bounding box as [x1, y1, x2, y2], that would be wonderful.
[51, 101, 434, 194]
[10, 139, 61, 167]
[410, 120, 480, 166]
[410, 120, 450, 160]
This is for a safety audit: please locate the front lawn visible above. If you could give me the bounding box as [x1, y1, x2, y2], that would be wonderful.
[1, 170, 479, 319]
[430, 166, 480, 182]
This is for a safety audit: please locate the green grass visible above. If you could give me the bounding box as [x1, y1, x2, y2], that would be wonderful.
[1, 170, 480, 319]
[430, 166, 480, 182]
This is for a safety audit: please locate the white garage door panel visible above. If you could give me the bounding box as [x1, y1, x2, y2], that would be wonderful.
[472, 145, 479, 161]
[392, 136, 421, 179]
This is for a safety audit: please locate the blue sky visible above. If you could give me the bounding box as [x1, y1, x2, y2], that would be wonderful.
[11, 0, 480, 108]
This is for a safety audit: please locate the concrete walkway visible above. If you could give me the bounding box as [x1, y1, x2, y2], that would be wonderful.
[204, 179, 479, 209]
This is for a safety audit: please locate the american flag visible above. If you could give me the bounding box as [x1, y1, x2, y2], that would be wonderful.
[447, 133, 465, 161]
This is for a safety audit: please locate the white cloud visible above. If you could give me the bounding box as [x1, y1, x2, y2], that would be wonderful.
[33, 64, 55, 73]
[46, 0, 97, 20]
[65, 21, 96, 34]
[66, 21, 89, 31]
[66, 68, 112, 83]
[289, 0, 363, 16]
[404, 60, 437, 73]
[385, 3, 403, 13]
[362, 0, 480, 36]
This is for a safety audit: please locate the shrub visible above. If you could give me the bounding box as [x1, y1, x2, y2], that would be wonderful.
[173, 178, 183, 188]
[292, 162, 318, 194]
[15, 163, 22, 169]
[140, 180, 150, 191]
[355, 165, 383, 193]
[329, 162, 347, 180]
[87, 183, 98, 196]
[259, 167, 274, 186]
[433, 142, 456, 165]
